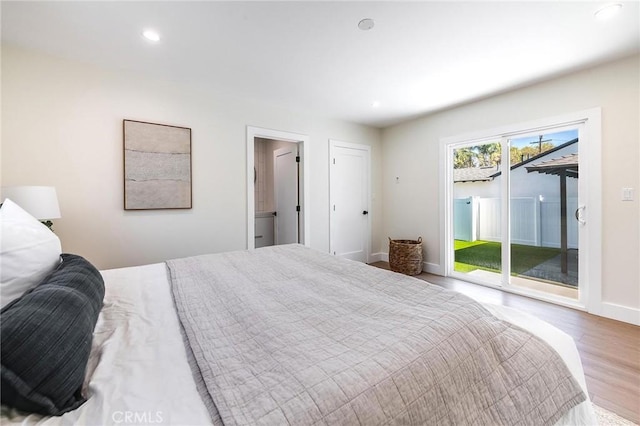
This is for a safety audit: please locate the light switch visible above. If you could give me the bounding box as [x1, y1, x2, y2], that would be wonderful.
[622, 187, 634, 201]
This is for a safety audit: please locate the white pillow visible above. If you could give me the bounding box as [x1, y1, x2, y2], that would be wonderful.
[0, 198, 62, 308]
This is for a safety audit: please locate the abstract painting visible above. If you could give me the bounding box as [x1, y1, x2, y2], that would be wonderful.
[123, 120, 192, 210]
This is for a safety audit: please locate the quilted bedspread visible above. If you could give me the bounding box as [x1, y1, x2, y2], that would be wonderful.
[166, 244, 585, 425]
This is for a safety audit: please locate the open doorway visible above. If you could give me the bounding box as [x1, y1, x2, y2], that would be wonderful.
[254, 138, 299, 247]
[246, 126, 310, 250]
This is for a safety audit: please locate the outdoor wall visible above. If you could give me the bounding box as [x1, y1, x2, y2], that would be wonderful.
[1, 45, 383, 269]
[382, 54, 640, 320]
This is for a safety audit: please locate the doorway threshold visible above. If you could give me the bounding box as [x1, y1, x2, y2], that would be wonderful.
[465, 269, 578, 300]
[454, 269, 583, 312]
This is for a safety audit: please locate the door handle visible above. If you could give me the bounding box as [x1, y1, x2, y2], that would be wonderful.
[362, 210, 368, 215]
[575, 206, 586, 225]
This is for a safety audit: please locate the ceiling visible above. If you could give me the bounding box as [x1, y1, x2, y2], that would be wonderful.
[2, 1, 639, 128]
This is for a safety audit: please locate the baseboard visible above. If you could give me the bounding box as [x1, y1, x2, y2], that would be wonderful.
[372, 252, 442, 275]
[369, 252, 386, 263]
[599, 302, 640, 326]
[423, 262, 443, 275]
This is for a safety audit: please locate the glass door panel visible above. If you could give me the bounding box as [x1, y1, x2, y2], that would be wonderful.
[508, 129, 579, 300]
[452, 141, 503, 286]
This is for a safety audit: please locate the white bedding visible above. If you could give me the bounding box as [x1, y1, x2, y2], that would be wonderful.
[3, 261, 595, 425]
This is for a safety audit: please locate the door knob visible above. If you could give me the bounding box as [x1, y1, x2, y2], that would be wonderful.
[575, 206, 586, 225]
[362, 210, 368, 215]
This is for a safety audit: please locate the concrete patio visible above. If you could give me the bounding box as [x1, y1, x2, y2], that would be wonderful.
[520, 248, 578, 287]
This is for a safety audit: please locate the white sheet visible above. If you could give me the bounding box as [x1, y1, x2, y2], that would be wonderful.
[2, 262, 596, 425]
[3, 263, 211, 425]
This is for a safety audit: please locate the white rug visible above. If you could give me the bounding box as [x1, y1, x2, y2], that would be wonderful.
[594, 403, 638, 426]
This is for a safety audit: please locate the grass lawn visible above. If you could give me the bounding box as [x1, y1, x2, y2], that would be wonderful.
[454, 240, 560, 274]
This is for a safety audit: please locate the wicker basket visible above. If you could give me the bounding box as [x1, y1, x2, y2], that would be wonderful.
[389, 237, 423, 276]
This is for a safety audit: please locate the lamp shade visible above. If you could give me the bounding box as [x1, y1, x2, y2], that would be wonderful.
[1, 186, 61, 220]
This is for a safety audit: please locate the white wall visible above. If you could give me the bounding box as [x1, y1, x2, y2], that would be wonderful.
[1, 45, 383, 269]
[382, 54, 639, 314]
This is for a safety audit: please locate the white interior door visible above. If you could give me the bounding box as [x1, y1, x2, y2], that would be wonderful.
[330, 140, 370, 262]
[274, 146, 298, 244]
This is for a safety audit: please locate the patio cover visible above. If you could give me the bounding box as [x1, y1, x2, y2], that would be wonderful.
[525, 153, 578, 178]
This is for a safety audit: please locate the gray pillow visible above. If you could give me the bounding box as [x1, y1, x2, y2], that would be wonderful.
[1, 253, 105, 415]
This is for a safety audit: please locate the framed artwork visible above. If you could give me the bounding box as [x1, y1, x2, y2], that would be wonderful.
[123, 120, 192, 210]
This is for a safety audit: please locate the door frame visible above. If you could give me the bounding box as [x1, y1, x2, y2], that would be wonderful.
[329, 139, 372, 263]
[247, 126, 310, 250]
[439, 108, 602, 314]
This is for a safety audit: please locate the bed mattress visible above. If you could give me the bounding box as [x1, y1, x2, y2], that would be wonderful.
[2, 250, 596, 425]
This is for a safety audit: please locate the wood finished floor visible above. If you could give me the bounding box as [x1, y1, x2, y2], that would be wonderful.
[371, 262, 640, 424]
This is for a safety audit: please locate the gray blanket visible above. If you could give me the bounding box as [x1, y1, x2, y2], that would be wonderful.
[167, 245, 585, 425]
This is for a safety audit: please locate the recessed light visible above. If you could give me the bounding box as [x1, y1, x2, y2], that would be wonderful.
[142, 29, 161, 42]
[358, 18, 375, 31]
[371, 101, 381, 108]
[594, 3, 623, 20]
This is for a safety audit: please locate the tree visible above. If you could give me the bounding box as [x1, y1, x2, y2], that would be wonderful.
[453, 143, 501, 169]
[510, 142, 554, 166]
[473, 143, 501, 167]
[455, 141, 558, 170]
[454, 148, 475, 169]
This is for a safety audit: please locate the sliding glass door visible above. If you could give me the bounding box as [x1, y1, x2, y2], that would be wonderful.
[447, 123, 587, 306]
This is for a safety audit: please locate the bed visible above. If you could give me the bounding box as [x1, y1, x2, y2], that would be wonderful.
[1, 243, 596, 425]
